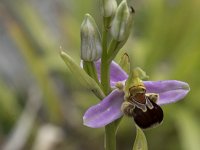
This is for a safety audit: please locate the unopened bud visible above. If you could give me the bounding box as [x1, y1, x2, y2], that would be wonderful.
[100, 0, 117, 17]
[81, 14, 102, 61]
[111, 0, 134, 41]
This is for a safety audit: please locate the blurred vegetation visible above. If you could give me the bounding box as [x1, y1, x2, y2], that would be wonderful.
[0, 0, 199, 150]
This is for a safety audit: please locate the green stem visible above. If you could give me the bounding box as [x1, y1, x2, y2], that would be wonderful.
[101, 17, 117, 150]
[101, 17, 111, 95]
[101, 57, 111, 95]
[105, 123, 117, 150]
[105, 117, 123, 150]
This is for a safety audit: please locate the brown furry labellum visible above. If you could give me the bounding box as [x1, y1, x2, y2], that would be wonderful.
[121, 85, 163, 129]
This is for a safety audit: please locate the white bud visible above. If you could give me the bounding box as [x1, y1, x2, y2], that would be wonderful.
[81, 14, 102, 61]
[111, 0, 134, 41]
[100, 0, 117, 17]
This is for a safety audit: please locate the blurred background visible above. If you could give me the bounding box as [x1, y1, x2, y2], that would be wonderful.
[0, 0, 199, 150]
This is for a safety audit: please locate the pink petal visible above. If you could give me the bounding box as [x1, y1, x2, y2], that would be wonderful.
[144, 80, 190, 105]
[95, 60, 128, 87]
[83, 89, 124, 128]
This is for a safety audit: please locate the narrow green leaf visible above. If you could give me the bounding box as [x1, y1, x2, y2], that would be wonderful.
[60, 51, 105, 99]
[133, 125, 148, 150]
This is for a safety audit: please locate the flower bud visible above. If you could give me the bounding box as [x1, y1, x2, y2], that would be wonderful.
[81, 14, 102, 61]
[100, 0, 117, 18]
[110, 0, 134, 41]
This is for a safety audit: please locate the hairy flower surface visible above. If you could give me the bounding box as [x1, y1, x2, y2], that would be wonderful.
[83, 61, 190, 128]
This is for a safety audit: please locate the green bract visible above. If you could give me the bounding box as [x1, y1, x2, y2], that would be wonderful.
[133, 126, 148, 150]
[60, 51, 105, 99]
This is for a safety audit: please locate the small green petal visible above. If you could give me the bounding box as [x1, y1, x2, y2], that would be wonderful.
[60, 51, 105, 99]
[133, 67, 149, 80]
[119, 53, 131, 74]
[124, 70, 142, 99]
[124, 68, 148, 99]
[133, 125, 148, 150]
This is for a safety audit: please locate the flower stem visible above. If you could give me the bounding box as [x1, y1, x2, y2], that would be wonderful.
[101, 57, 111, 95]
[101, 17, 116, 150]
[101, 17, 111, 95]
[105, 123, 117, 150]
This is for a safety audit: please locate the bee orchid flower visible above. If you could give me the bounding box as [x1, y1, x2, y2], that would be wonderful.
[83, 60, 190, 128]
